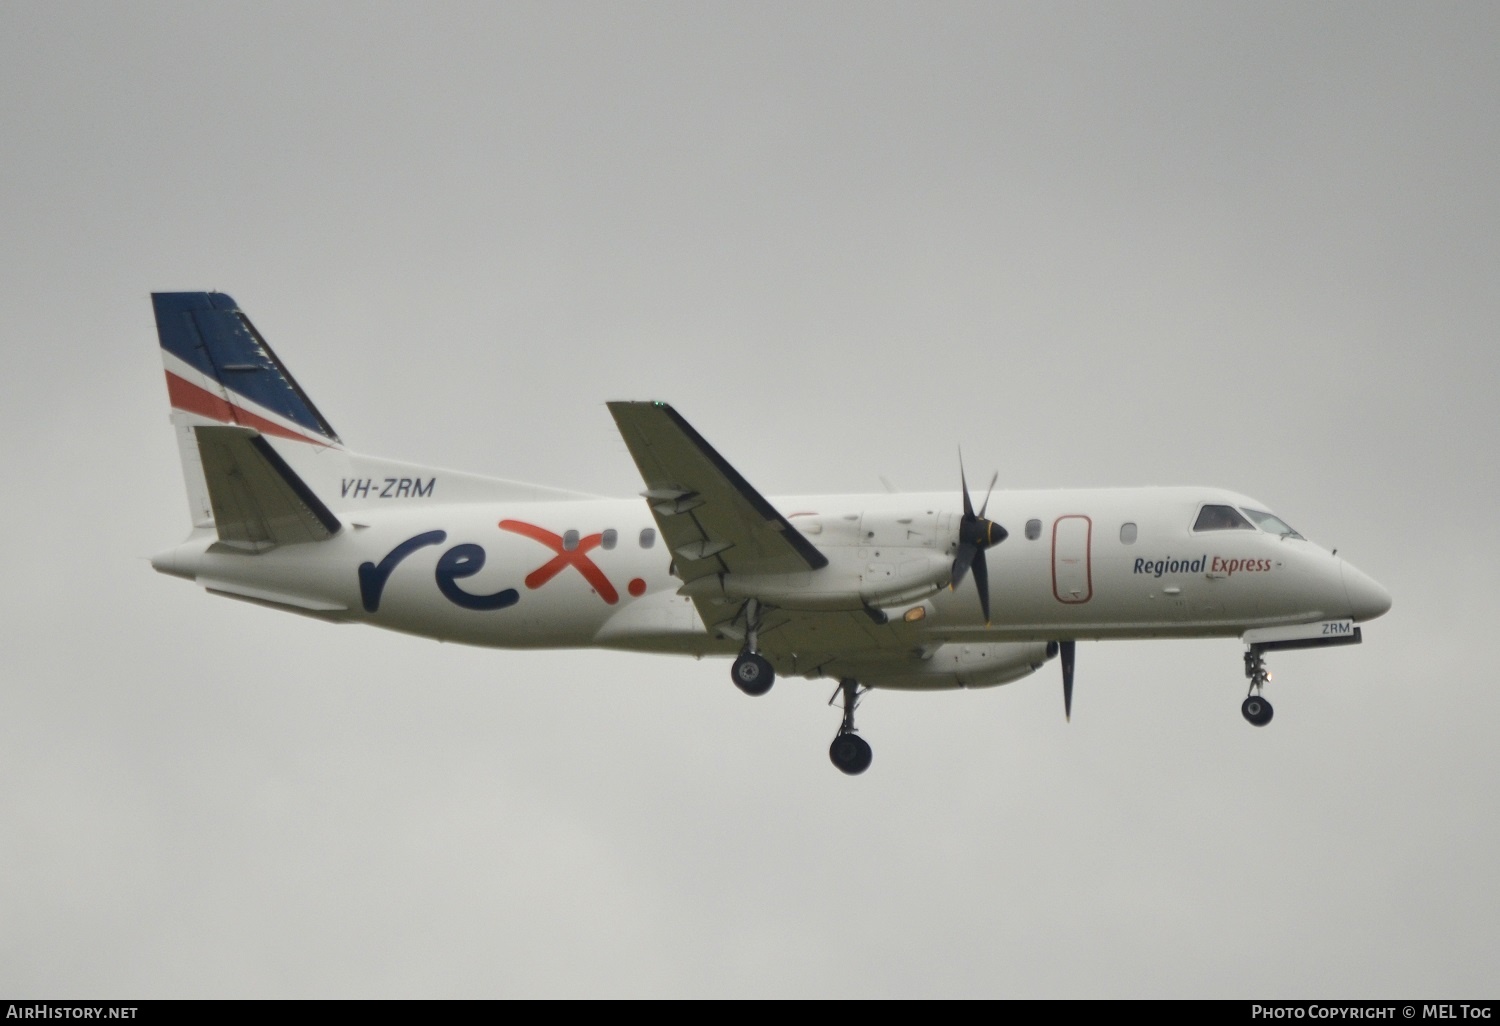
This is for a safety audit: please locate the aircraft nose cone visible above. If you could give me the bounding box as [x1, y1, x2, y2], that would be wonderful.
[1341, 561, 1392, 621]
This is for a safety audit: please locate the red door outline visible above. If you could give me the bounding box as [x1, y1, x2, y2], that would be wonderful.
[1052, 515, 1093, 604]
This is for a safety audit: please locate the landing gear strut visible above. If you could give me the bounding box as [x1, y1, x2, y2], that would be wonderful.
[828, 678, 872, 775]
[1242, 647, 1274, 727]
[730, 599, 774, 697]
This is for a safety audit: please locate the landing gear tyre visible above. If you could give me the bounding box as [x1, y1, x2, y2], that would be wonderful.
[732, 653, 774, 696]
[829, 732, 873, 776]
[1242, 695, 1274, 727]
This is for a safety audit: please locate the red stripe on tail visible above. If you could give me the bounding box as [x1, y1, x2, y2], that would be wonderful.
[165, 371, 333, 446]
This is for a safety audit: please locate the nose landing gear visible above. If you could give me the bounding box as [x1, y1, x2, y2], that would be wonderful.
[828, 678, 872, 775]
[1242, 647, 1274, 726]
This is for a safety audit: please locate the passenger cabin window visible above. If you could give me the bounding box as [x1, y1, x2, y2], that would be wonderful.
[1193, 504, 1254, 532]
[1120, 522, 1137, 544]
[639, 527, 656, 549]
[563, 529, 580, 551]
[1241, 509, 1304, 540]
[1025, 519, 1042, 541]
[601, 528, 617, 550]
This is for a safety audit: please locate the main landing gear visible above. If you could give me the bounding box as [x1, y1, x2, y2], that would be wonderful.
[726, 599, 872, 774]
[1242, 646, 1274, 727]
[828, 678, 872, 775]
[730, 599, 774, 697]
[732, 651, 773, 696]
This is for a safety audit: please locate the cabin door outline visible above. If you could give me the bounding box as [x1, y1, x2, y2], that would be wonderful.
[1052, 514, 1093, 604]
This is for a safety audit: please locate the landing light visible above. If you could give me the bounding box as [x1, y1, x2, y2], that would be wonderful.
[903, 607, 926, 623]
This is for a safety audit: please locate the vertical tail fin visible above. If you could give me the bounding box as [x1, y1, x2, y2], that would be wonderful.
[154, 292, 341, 444]
[153, 292, 606, 525]
[153, 292, 342, 527]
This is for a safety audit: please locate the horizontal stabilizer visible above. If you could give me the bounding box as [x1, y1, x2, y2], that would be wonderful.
[199, 578, 348, 615]
[196, 425, 342, 550]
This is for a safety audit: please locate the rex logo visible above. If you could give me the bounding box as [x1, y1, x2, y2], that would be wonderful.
[358, 520, 642, 613]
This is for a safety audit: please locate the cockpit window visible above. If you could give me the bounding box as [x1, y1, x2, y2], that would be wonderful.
[1241, 508, 1303, 539]
[1193, 504, 1255, 532]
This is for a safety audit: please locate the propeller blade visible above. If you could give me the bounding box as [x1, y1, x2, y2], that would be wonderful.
[1060, 640, 1075, 722]
[978, 471, 998, 518]
[951, 543, 976, 590]
[953, 455, 1003, 624]
[972, 549, 991, 624]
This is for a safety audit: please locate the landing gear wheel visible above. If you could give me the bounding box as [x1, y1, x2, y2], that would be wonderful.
[1241, 695, 1274, 727]
[829, 732, 873, 775]
[731, 652, 774, 696]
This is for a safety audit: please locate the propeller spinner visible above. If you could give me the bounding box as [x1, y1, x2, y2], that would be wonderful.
[951, 463, 1007, 624]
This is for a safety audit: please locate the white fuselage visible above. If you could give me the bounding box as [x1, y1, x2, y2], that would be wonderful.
[153, 485, 1389, 663]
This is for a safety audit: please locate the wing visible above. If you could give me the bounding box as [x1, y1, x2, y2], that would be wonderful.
[608, 403, 940, 675]
[608, 402, 828, 582]
[609, 403, 1005, 686]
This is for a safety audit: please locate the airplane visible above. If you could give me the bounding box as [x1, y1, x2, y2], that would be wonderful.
[148, 291, 1392, 775]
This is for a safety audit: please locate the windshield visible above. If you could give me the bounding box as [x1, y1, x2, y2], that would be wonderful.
[1193, 504, 1255, 532]
[1240, 508, 1304, 539]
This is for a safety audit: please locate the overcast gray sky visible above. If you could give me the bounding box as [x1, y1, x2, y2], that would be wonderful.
[2, 1, 1495, 999]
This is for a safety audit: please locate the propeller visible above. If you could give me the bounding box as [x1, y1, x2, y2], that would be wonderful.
[1060, 640, 1075, 722]
[1047, 640, 1077, 721]
[952, 460, 1007, 624]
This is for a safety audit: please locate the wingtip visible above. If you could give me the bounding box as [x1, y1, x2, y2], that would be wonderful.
[606, 399, 672, 410]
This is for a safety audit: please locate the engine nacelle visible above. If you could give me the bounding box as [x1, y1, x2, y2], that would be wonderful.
[678, 551, 952, 612]
[856, 640, 1054, 691]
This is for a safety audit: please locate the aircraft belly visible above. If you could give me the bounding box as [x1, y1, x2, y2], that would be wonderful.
[593, 591, 714, 653]
[834, 640, 1053, 691]
[369, 591, 608, 649]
